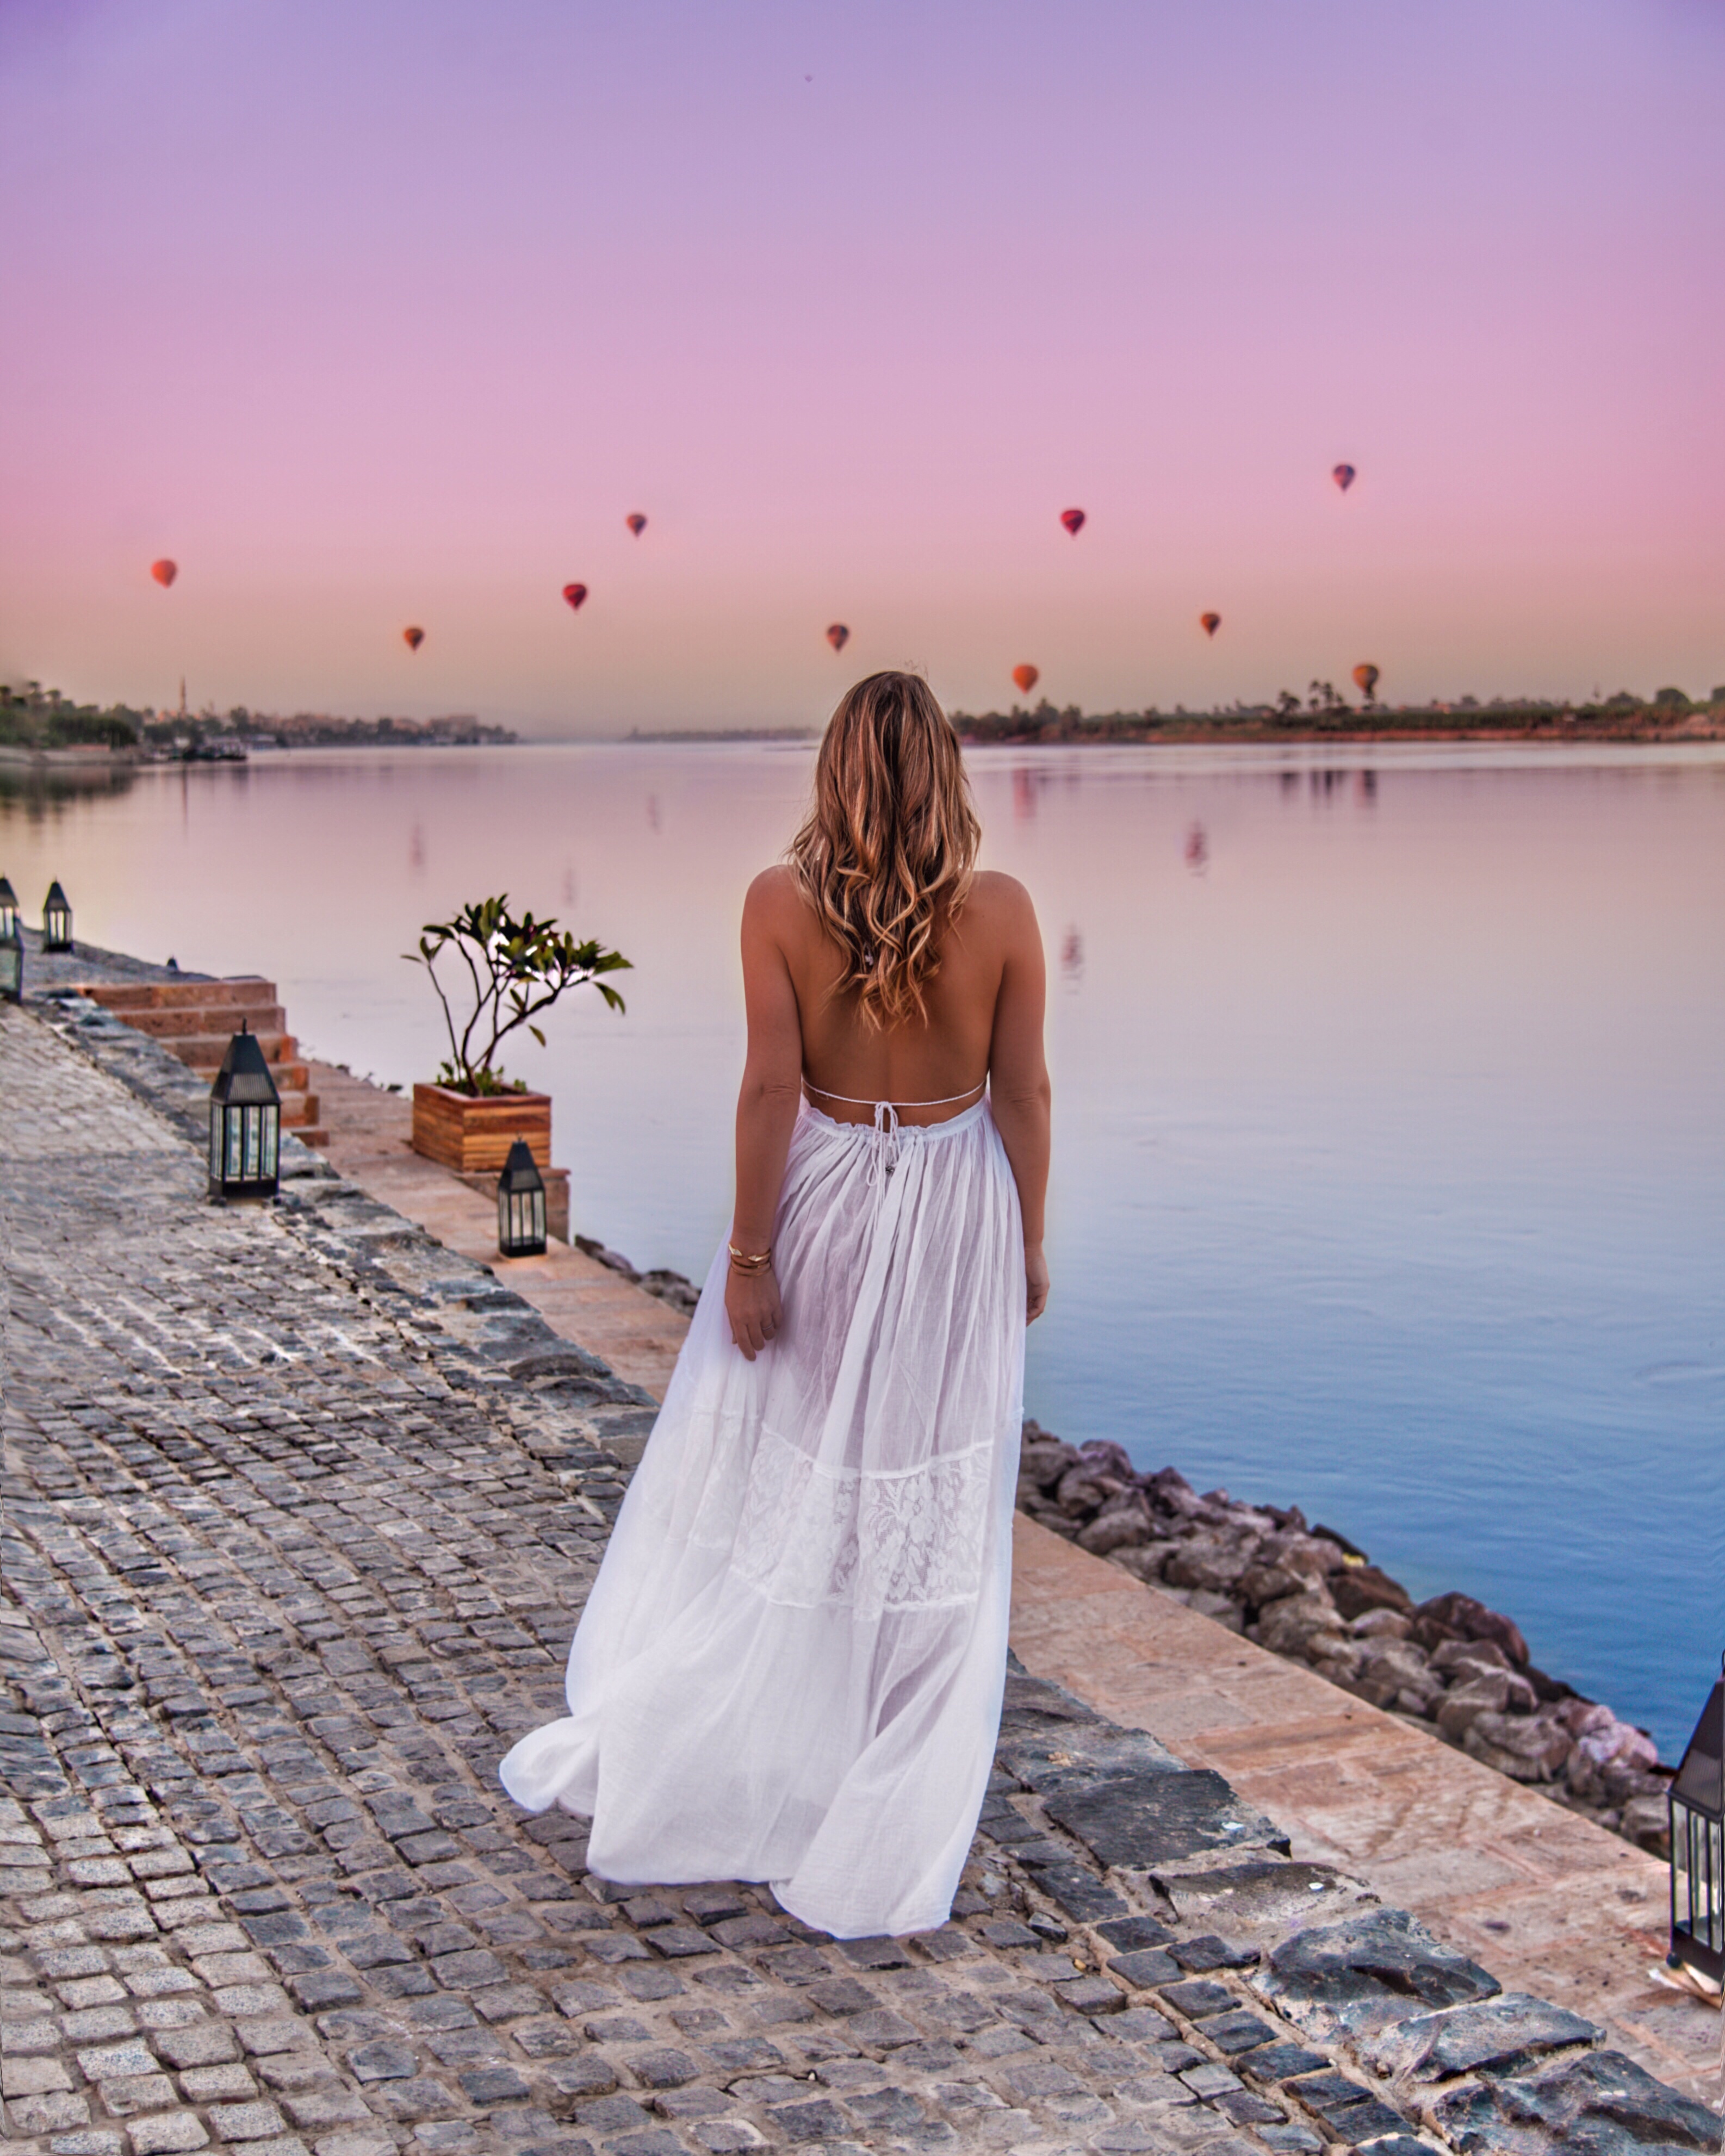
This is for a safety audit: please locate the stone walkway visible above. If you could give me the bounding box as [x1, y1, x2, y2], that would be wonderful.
[4, 1001, 1719, 2156]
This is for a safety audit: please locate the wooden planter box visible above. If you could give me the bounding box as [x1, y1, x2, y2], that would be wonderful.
[412, 1083, 552, 1175]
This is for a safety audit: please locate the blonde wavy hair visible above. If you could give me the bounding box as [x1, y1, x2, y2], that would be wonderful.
[790, 672, 981, 1031]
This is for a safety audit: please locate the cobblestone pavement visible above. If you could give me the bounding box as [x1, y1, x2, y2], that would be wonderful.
[4, 1002, 1719, 2156]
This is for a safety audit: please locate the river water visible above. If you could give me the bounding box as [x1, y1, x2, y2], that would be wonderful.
[5, 740, 1721, 1753]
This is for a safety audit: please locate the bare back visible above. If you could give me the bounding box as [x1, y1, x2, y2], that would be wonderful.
[745, 864, 1045, 1129]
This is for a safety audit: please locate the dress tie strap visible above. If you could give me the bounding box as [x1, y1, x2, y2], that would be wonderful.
[869, 1099, 902, 1190]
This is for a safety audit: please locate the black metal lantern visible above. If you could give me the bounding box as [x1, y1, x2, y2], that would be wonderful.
[0, 875, 17, 941]
[1668, 1653, 1723, 1987]
[0, 917, 21, 1004]
[208, 1023, 281, 1201]
[42, 879, 73, 952]
[498, 1138, 548, 1257]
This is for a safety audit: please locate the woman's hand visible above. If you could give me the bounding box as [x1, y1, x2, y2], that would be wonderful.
[1025, 1240, 1050, 1325]
[725, 1263, 783, 1361]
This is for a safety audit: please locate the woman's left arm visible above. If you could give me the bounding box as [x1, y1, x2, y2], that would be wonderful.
[727, 870, 804, 1359]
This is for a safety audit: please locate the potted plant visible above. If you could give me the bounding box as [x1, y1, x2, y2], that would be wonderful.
[405, 896, 629, 1176]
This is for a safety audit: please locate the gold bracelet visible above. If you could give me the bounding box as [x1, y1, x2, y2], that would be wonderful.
[728, 1244, 773, 1275]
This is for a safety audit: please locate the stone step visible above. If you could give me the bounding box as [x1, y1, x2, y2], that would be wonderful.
[163, 1034, 302, 1078]
[78, 977, 280, 1015]
[115, 1004, 289, 1042]
[279, 1090, 321, 1129]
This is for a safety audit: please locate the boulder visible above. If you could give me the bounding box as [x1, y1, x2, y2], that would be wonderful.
[1053, 1465, 1120, 1518]
[1414, 1591, 1529, 1667]
[1555, 1698, 1615, 1741]
[1165, 1534, 1259, 1594]
[1331, 1564, 1414, 1623]
[1563, 1715, 1660, 1801]
[1306, 1635, 1363, 1681]
[1019, 1434, 1080, 1489]
[1262, 1530, 1347, 1581]
[1463, 1710, 1574, 1783]
[1143, 1465, 1203, 1518]
[1256, 1592, 1346, 1660]
[1077, 1498, 1155, 1556]
[1351, 1608, 1413, 1640]
[1356, 1641, 1437, 1705]
[1079, 1437, 1140, 1484]
[1431, 1636, 1512, 1679]
[1435, 1670, 1538, 1740]
[1238, 1562, 1308, 1608]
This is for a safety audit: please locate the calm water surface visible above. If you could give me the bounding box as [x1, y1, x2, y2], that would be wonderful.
[6, 741, 1722, 1753]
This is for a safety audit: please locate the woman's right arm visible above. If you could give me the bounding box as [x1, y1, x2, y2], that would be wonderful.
[986, 879, 1052, 1322]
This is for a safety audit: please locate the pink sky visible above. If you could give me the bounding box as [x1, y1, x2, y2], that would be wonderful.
[3, 0, 1722, 731]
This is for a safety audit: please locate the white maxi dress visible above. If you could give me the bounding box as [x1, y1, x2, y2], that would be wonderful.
[499, 1096, 1026, 1939]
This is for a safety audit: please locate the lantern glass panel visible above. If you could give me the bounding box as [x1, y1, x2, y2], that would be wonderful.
[497, 1139, 548, 1256]
[261, 1108, 279, 1179]
[209, 1103, 223, 1179]
[0, 933, 21, 1003]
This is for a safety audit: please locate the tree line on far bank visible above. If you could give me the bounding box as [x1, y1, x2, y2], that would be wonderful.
[0, 684, 515, 752]
[952, 683, 1724, 743]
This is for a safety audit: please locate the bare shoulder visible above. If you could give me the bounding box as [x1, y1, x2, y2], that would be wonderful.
[742, 863, 807, 929]
[746, 862, 806, 914]
[964, 870, 1040, 946]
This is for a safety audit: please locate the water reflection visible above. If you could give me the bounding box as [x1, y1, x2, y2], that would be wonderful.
[1184, 821, 1208, 873]
[0, 760, 137, 824]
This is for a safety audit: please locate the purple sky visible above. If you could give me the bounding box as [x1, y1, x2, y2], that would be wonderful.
[4, 1, 1722, 731]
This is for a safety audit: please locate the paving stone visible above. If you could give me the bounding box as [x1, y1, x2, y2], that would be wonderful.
[763, 2096, 852, 2141]
[1430, 2046, 1721, 2153]
[1255, 1908, 1500, 2041]
[1359, 1989, 1601, 2082]
[128, 2114, 214, 2153]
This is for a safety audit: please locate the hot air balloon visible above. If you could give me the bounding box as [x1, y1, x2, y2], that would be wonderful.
[1059, 508, 1085, 537]
[151, 560, 177, 588]
[1200, 611, 1221, 638]
[1012, 664, 1039, 695]
[1332, 464, 1356, 492]
[626, 513, 647, 537]
[1352, 662, 1379, 698]
[402, 626, 425, 652]
[826, 624, 849, 651]
[562, 583, 588, 611]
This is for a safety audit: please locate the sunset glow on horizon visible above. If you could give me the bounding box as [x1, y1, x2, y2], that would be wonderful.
[4, 0, 1722, 731]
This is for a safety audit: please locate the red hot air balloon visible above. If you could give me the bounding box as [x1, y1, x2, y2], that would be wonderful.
[402, 626, 425, 651]
[562, 583, 588, 611]
[1059, 508, 1085, 537]
[1352, 662, 1380, 698]
[626, 513, 647, 537]
[1332, 463, 1356, 492]
[826, 624, 849, 651]
[1012, 664, 1039, 695]
[151, 559, 177, 587]
[1200, 611, 1221, 638]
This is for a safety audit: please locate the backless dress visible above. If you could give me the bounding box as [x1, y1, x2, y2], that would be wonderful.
[499, 1091, 1026, 1939]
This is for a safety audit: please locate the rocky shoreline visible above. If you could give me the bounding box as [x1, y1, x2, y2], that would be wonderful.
[1015, 1425, 1673, 1857]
